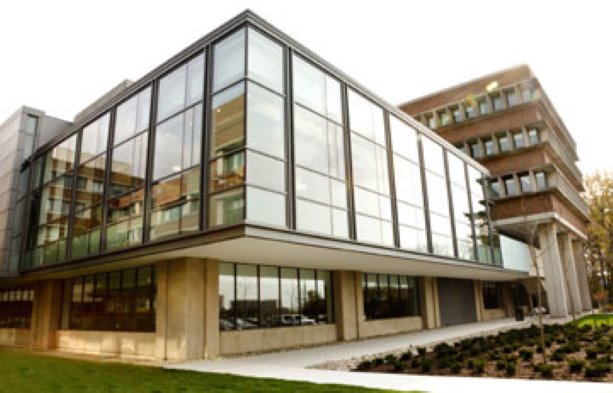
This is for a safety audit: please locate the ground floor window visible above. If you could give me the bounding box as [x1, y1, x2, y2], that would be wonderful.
[219, 262, 334, 331]
[63, 265, 156, 332]
[363, 273, 419, 320]
[482, 281, 503, 309]
[0, 286, 34, 328]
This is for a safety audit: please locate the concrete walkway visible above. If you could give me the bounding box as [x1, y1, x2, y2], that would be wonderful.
[168, 316, 611, 393]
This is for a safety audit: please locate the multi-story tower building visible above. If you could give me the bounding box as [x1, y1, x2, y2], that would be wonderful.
[400, 65, 591, 318]
[0, 12, 549, 361]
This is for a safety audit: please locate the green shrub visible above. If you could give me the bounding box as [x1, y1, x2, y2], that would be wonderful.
[392, 359, 405, 372]
[417, 347, 427, 356]
[584, 363, 610, 379]
[420, 358, 432, 373]
[399, 351, 412, 361]
[384, 354, 397, 364]
[502, 345, 512, 354]
[466, 359, 474, 370]
[568, 359, 585, 374]
[538, 363, 555, 378]
[495, 360, 506, 370]
[373, 357, 384, 366]
[544, 339, 552, 348]
[450, 362, 462, 374]
[356, 360, 373, 371]
[433, 342, 451, 357]
[519, 349, 533, 361]
[536, 345, 544, 354]
[410, 358, 420, 368]
[473, 358, 486, 373]
[505, 362, 516, 376]
[438, 357, 451, 369]
[586, 349, 598, 360]
[550, 350, 565, 362]
[505, 354, 518, 363]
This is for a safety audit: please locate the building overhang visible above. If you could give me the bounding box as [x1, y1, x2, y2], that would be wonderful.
[10, 224, 528, 285]
[494, 212, 588, 242]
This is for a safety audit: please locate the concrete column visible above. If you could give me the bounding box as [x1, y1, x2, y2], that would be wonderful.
[572, 240, 592, 311]
[421, 277, 440, 329]
[30, 280, 63, 349]
[558, 233, 582, 315]
[203, 260, 219, 359]
[538, 222, 569, 317]
[502, 283, 514, 317]
[333, 270, 359, 341]
[155, 258, 206, 361]
[473, 281, 484, 322]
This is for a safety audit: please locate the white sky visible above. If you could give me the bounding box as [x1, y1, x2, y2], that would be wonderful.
[1, 0, 611, 175]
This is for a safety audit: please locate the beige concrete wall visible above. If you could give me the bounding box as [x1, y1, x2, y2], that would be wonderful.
[421, 277, 440, 329]
[0, 328, 30, 346]
[57, 330, 156, 360]
[482, 308, 507, 321]
[334, 270, 360, 341]
[220, 324, 337, 356]
[360, 316, 423, 339]
[30, 280, 63, 349]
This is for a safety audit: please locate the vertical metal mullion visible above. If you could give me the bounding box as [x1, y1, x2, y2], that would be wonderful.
[67, 133, 83, 261]
[243, 27, 249, 223]
[277, 267, 281, 327]
[233, 263, 238, 329]
[340, 84, 356, 240]
[256, 265, 261, 328]
[297, 268, 301, 326]
[384, 112, 400, 248]
[143, 81, 158, 244]
[444, 151, 458, 258]
[285, 47, 295, 229]
[100, 109, 116, 252]
[465, 164, 479, 262]
[484, 175, 498, 265]
[202, 46, 213, 230]
[417, 137, 433, 254]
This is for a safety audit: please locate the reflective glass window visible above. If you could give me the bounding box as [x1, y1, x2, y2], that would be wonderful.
[211, 83, 245, 157]
[213, 29, 245, 92]
[115, 88, 151, 144]
[292, 55, 342, 123]
[157, 55, 204, 121]
[80, 114, 110, 162]
[248, 28, 283, 93]
[246, 83, 285, 158]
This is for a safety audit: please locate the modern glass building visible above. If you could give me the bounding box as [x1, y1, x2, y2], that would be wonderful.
[0, 10, 533, 360]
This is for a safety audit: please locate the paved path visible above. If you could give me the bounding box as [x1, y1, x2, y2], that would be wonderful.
[168, 316, 611, 393]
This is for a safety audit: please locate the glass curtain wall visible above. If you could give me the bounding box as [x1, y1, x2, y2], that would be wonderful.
[24, 134, 78, 267]
[390, 116, 427, 252]
[150, 54, 204, 241]
[292, 55, 348, 238]
[348, 89, 393, 246]
[106, 87, 151, 249]
[422, 137, 454, 256]
[209, 28, 287, 228]
[447, 153, 475, 260]
[219, 261, 333, 330]
[0, 287, 34, 328]
[72, 114, 110, 259]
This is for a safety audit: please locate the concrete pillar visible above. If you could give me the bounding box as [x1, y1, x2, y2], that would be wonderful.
[421, 277, 440, 329]
[473, 281, 484, 322]
[558, 233, 582, 315]
[30, 280, 63, 349]
[572, 240, 592, 311]
[333, 270, 360, 341]
[155, 258, 205, 361]
[203, 260, 219, 359]
[538, 222, 569, 317]
[502, 283, 514, 317]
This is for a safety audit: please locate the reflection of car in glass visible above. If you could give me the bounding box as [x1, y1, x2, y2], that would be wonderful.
[236, 317, 257, 329]
[280, 314, 316, 326]
[219, 319, 234, 331]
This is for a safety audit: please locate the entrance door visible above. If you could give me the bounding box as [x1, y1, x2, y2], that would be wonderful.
[437, 278, 477, 327]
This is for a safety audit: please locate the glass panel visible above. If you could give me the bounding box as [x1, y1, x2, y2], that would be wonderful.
[76, 155, 106, 208]
[157, 65, 186, 121]
[106, 189, 144, 250]
[351, 135, 378, 192]
[294, 105, 328, 174]
[421, 137, 445, 176]
[248, 28, 283, 93]
[498, 134, 510, 152]
[211, 83, 245, 157]
[426, 173, 449, 215]
[519, 174, 532, 192]
[299, 269, 317, 324]
[513, 132, 525, 149]
[246, 151, 285, 192]
[115, 88, 151, 144]
[246, 83, 284, 158]
[295, 168, 330, 205]
[390, 116, 419, 160]
[348, 89, 385, 145]
[149, 167, 200, 240]
[394, 155, 423, 206]
[80, 114, 110, 162]
[209, 151, 245, 193]
[186, 54, 205, 106]
[280, 268, 299, 323]
[219, 263, 235, 330]
[72, 205, 102, 259]
[213, 28, 245, 92]
[110, 133, 148, 196]
[235, 264, 258, 329]
[208, 188, 244, 227]
[296, 199, 332, 235]
[399, 225, 428, 252]
[246, 187, 285, 227]
[292, 55, 342, 123]
[259, 266, 280, 327]
[535, 171, 547, 190]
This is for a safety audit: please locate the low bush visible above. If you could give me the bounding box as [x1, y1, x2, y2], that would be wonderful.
[391, 359, 405, 372]
[450, 362, 462, 374]
[420, 358, 432, 373]
[384, 354, 397, 364]
[550, 350, 565, 362]
[502, 345, 513, 354]
[438, 357, 451, 369]
[495, 360, 506, 371]
[568, 358, 585, 374]
[519, 349, 533, 362]
[537, 363, 555, 379]
[505, 362, 516, 377]
[356, 360, 372, 371]
[584, 363, 610, 379]
[586, 349, 598, 360]
[410, 358, 420, 368]
[417, 347, 427, 356]
[472, 358, 486, 373]
[399, 351, 412, 361]
[372, 357, 384, 366]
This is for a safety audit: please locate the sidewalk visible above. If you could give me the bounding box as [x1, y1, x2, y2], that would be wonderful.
[168, 316, 610, 392]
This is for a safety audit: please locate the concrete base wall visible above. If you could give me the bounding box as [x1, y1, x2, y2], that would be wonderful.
[57, 330, 156, 360]
[360, 316, 423, 339]
[220, 324, 337, 356]
[482, 308, 507, 321]
[0, 328, 30, 346]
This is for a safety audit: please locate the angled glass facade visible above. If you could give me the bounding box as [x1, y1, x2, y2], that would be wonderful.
[15, 19, 502, 273]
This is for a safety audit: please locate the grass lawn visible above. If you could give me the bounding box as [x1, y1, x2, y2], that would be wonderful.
[0, 350, 404, 393]
[575, 313, 613, 328]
